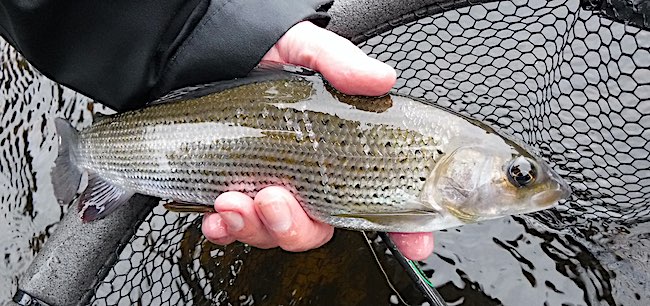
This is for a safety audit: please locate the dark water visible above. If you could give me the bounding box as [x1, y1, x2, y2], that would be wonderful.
[2, 0, 650, 304]
[0, 40, 113, 301]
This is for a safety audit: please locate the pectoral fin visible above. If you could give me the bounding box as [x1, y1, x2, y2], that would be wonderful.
[163, 202, 216, 213]
[77, 171, 135, 222]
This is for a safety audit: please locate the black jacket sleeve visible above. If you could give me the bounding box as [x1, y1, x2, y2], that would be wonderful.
[0, 0, 332, 111]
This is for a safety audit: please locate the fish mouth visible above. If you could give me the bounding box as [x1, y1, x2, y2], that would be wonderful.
[532, 171, 572, 207]
[531, 189, 566, 207]
[553, 170, 572, 200]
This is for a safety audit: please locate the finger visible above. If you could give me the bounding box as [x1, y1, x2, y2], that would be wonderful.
[213, 192, 277, 249]
[388, 232, 434, 261]
[254, 186, 334, 252]
[202, 213, 236, 245]
[263, 21, 396, 96]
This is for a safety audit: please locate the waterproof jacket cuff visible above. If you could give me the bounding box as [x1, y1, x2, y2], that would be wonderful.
[152, 0, 333, 100]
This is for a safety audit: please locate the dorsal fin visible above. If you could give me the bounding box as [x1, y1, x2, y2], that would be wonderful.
[251, 61, 316, 76]
[149, 61, 316, 106]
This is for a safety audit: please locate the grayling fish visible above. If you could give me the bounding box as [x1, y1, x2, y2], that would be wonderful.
[51, 63, 571, 232]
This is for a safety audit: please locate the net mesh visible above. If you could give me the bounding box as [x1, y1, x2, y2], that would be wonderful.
[358, 0, 650, 224]
[41, 0, 650, 304]
[84, 207, 430, 305]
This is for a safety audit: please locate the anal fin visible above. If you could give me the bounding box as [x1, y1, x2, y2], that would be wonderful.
[77, 171, 135, 222]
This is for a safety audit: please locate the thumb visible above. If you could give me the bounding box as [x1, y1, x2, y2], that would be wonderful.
[262, 22, 396, 96]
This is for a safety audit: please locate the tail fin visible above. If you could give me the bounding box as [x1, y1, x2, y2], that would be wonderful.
[52, 118, 83, 205]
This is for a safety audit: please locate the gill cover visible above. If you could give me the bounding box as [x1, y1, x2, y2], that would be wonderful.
[422, 146, 506, 221]
[421, 145, 570, 222]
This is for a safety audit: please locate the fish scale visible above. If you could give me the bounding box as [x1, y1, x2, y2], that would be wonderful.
[53, 66, 569, 231]
[78, 79, 440, 225]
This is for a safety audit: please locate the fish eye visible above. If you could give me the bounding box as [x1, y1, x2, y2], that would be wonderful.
[506, 156, 538, 188]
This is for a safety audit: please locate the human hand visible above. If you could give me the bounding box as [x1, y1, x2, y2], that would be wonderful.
[202, 21, 434, 261]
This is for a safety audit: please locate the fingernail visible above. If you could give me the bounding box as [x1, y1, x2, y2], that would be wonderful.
[259, 198, 292, 233]
[220, 211, 244, 232]
[204, 214, 229, 239]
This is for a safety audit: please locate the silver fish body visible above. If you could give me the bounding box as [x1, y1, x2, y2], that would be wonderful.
[53, 66, 571, 232]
